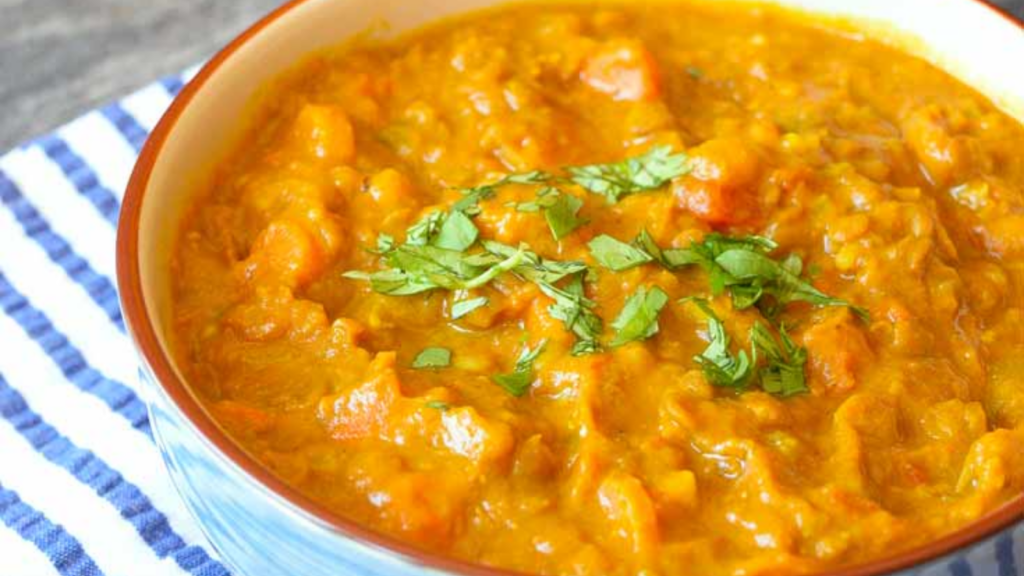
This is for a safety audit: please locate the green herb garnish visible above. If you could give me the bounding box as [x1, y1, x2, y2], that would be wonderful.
[425, 400, 451, 411]
[607, 231, 866, 321]
[510, 186, 559, 213]
[451, 296, 489, 320]
[482, 241, 588, 284]
[713, 248, 868, 320]
[688, 299, 753, 389]
[454, 171, 550, 215]
[568, 145, 690, 204]
[545, 192, 588, 240]
[687, 299, 810, 397]
[538, 276, 603, 356]
[412, 347, 452, 369]
[343, 243, 527, 295]
[588, 234, 654, 271]
[373, 233, 396, 254]
[610, 285, 669, 347]
[492, 340, 547, 397]
[749, 322, 808, 397]
[405, 211, 447, 246]
[433, 210, 479, 252]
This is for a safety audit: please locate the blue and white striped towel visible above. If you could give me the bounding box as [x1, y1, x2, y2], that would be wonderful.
[0, 65, 236, 576]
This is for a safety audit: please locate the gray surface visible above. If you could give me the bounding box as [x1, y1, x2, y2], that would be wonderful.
[1, 0, 1022, 153]
[0, 0, 283, 152]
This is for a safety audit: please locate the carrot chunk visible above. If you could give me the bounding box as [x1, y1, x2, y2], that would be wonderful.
[291, 104, 356, 165]
[581, 39, 662, 102]
[802, 310, 872, 393]
[318, 352, 400, 441]
[673, 137, 762, 225]
[597, 472, 660, 560]
[241, 219, 325, 288]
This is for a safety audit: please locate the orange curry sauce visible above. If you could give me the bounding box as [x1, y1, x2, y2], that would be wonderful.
[171, 3, 1024, 575]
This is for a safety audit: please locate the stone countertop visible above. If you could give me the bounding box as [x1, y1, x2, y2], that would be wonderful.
[1, 0, 1022, 152]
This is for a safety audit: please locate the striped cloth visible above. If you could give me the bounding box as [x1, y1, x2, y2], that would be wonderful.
[0, 66, 234, 576]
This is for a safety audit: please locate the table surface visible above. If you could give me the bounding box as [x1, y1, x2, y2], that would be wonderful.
[1, 0, 1022, 152]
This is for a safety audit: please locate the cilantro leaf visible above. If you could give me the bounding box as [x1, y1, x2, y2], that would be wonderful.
[510, 186, 559, 213]
[451, 296, 489, 320]
[482, 241, 588, 284]
[405, 211, 447, 246]
[538, 276, 603, 355]
[454, 171, 551, 215]
[344, 243, 528, 295]
[588, 234, 653, 271]
[433, 210, 479, 252]
[492, 340, 547, 397]
[412, 347, 451, 369]
[749, 322, 808, 397]
[688, 298, 753, 389]
[610, 286, 669, 347]
[646, 233, 865, 320]
[425, 400, 450, 411]
[714, 249, 867, 320]
[452, 186, 494, 216]
[568, 145, 690, 204]
[373, 233, 396, 254]
[503, 171, 551, 186]
[545, 192, 587, 240]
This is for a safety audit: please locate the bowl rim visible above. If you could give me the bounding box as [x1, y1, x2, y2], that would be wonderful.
[116, 0, 1024, 575]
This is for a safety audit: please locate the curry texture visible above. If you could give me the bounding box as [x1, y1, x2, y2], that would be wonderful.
[171, 2, 1024, 575]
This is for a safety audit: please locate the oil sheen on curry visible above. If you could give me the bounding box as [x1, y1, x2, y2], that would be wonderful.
[171, 2, 1024, 574]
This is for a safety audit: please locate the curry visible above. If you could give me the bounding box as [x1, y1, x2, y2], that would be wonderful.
[170, 2, 1024, 574]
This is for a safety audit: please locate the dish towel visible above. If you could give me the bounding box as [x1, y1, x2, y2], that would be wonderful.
[0, 65, 236, 576]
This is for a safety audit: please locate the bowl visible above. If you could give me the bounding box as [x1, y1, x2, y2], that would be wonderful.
[116, 1, 1024, 575]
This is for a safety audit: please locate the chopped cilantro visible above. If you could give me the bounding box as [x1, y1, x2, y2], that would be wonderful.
[492, 340, 547, 397]
[373, 233, 395, 254]
[568, 145, 690, 204]
[687, 299, 810, 397]
[405, 211, 446, 246]
[482, 241, 588, 284]
[343, 242, 528, 295]
[588, 234, 654, 271]
[451, 296, 489, 320]
[610, 285, 669, 347]
[425, 400, 451, 411]
[453, 171, 550, 215]
[412, 347, 451, 369]
[538, 276, 603, 355]
[545, 192, 588, 240]
[639, 232, 866, 320]
[687, 298, 754, 389]
[714, 249, 868, 320]
[749, 322, 808, 397]
[433, 210, 479, 252]
[510, 186, 559, 213]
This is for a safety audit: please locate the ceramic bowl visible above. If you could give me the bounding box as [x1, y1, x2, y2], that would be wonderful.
[116, 1, 1024, 575]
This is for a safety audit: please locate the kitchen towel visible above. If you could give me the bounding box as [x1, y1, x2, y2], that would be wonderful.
[0, 65, 234, 576]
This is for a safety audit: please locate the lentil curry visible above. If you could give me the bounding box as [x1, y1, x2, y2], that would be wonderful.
[171, 2, 1024, 574]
